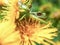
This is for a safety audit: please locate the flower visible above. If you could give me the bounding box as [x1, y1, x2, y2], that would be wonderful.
[0, 0, 58, 45]
[0, 0, 6, 5]
[0, 21, 20, 45]
[16, 16, 57, 45]
[56, 41, 60, 45]
[21, 0, 27, 4]
[0, 0, 20, 45]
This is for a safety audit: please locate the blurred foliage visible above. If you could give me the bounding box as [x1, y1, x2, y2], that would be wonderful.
[31, 0, 60, 45]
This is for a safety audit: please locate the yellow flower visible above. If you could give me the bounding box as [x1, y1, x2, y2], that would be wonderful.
[16, 16, 57, 45]
[0, 0, 57, 45]
[56, 41, 60, 45]
[0, 0, 7, 5]
[21, 0, 27, 3]
[0, 21, 20, 45]
[0, 0, 20, 45]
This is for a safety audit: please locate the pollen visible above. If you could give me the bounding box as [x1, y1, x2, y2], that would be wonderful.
[16, 17, 40, 37]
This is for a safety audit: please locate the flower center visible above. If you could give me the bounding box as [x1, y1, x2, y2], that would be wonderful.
[15, 18, 40, 37]
[19, 23, 35, 37]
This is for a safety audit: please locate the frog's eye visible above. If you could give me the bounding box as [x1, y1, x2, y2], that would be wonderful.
[37, 12, 42, 16]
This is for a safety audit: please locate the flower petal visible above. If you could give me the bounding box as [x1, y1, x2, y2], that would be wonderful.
[34, 28, 57, 39]
[3, 31, 20, 43]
